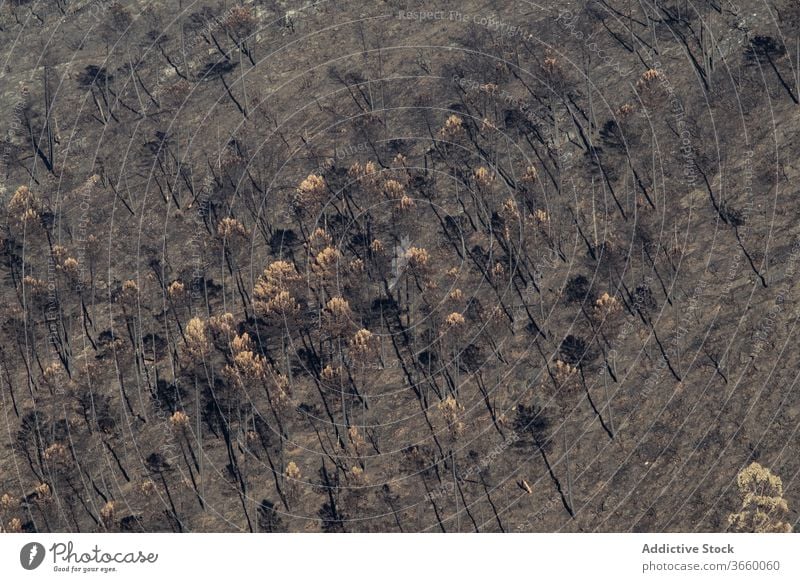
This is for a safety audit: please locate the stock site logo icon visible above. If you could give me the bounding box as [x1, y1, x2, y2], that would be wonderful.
[388, 235, 412, 291]
[20, 542, 46, 570]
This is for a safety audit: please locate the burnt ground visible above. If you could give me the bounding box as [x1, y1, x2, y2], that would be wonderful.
[0, 0, 799, 532]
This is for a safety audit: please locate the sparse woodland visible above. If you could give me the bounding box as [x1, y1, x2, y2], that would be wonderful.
[0, 0, 798, 532]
